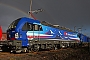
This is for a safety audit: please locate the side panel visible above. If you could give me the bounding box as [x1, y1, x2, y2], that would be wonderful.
[27, 24, 80, 42]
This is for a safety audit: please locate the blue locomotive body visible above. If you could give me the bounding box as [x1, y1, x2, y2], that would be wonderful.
[7, 17, 89, 48]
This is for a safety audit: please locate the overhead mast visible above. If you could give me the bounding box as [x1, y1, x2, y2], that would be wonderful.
[28, 0, 44, 20]
[30, 0, 32, 18]
[29, 0, 37, 20]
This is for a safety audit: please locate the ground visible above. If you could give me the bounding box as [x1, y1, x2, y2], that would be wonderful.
[0, 47, 90, 60]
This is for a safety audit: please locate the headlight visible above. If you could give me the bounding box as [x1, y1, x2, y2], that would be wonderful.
[15, 33, 19, 38]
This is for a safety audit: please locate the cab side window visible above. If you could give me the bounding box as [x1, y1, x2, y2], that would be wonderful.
[34, 24, 43, 31]
[34, 24, 38, 31]
[22, 22, 33, 31]
[22, 22, 43, 31]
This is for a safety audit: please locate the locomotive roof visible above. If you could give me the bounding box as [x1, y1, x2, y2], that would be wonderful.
[15, 17, 75, 32]
[41, 21, 74, 32]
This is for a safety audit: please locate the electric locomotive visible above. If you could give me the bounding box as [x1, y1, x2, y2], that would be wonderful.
[3, 17, 89, 53]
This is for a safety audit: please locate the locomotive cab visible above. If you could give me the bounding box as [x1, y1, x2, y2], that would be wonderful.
[7, 18, 21, 40]
[7, 17, 42, 47]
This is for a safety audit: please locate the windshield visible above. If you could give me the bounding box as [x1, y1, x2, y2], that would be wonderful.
[8, 18, 21, 29]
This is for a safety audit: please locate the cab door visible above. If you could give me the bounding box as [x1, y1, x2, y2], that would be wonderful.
[21, 22, 32, 46]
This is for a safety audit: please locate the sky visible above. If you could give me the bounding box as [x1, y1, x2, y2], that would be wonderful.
[0, 0, 90, 36]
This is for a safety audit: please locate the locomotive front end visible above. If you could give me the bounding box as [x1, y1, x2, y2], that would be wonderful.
[7, 18, 21, 40]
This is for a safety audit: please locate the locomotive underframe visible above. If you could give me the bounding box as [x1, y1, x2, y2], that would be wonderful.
[0, 39, 81, 53]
